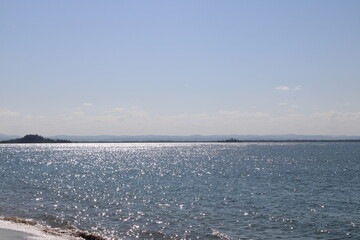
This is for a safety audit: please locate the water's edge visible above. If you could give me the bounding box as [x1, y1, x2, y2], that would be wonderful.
[0, 216, 110, 240]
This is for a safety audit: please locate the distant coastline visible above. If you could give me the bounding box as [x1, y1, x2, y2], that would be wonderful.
[79, 139, 360, 143]
[1, 134, 360, 144]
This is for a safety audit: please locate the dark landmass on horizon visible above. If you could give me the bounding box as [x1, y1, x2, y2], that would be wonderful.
[0, 134, 71, 143]
[1, 134, 360, 143]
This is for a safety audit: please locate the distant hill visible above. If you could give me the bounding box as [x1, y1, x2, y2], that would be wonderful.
[0, 134, 71, 143]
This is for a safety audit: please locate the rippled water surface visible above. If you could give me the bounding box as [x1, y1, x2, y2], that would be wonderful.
[1, 143, 360, 239]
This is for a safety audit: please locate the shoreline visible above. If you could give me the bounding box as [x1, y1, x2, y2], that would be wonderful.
[1, 139, 360, 144]
[0, 217, 109, 240]
[0, 219, 65, 240]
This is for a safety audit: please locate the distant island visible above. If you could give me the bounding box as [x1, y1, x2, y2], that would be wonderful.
[0, 134, 71, 143]
[221, 138, 243, 142]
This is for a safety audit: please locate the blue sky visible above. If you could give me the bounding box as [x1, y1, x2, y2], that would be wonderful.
[1, 0, 360, 136]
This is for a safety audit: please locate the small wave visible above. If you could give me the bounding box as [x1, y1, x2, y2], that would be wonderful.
[0, 216, 113, 240]
[211, 229, 231, 240]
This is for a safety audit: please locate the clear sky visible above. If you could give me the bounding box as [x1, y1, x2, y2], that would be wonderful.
[1, 0, 360, 136]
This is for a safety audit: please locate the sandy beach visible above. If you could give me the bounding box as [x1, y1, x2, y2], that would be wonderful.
[0, 219, 75, 240]
[0, 217, 110, 240]
[0, 228, 32, 240]
[0, 228, 34, 240]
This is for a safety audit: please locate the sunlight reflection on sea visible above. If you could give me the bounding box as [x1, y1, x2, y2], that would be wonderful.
[1, 143, 360, 239]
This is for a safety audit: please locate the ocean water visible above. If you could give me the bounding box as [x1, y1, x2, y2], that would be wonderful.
[0, 142, 359, 239]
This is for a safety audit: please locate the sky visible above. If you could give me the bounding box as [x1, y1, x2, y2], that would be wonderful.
[1, 0, 360, 136]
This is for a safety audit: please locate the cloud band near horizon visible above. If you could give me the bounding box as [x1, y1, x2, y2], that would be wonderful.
[1, 108, 359, 136]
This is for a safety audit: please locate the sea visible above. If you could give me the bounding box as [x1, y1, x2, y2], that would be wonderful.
[0, 142, 359, 239]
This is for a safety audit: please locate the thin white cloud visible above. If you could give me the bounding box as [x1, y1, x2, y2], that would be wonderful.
[294, 85, 302, 91]
[275, 85, 302, 91]
[82, 103, 93, 107]
[0, 110, 20, 117]
[72, 111, 85, 116]
[279, 103, 301, 113]
[107, 107, 126, 113]
[278, 102, 289, 106]
[275, 86, 290, 91]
